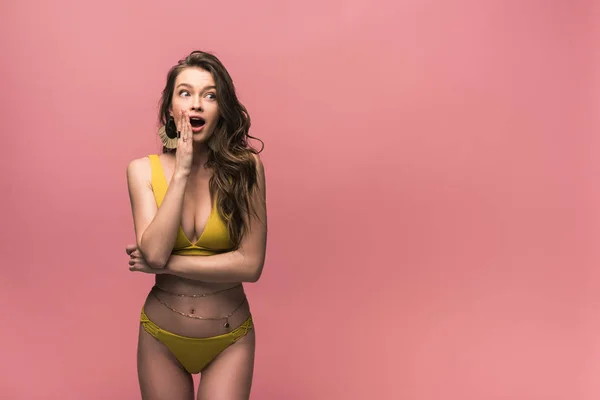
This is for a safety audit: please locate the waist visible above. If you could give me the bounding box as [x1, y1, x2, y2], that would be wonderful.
[155, 274, 244, 296]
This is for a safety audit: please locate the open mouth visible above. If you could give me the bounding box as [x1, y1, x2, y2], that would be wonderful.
[189, 117, 206, 128]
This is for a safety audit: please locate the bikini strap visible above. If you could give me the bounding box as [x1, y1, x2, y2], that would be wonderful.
[148, 154, 168, 207]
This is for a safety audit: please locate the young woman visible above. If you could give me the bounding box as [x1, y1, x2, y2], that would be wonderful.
[125, 50, 267, 400]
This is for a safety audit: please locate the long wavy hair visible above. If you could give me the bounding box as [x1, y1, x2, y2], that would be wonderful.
[157, 50, 264, 249]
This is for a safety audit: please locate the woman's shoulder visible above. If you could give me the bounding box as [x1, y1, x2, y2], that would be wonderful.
[248, 151, 265, 183]
[249, 151, 264, 170]
[127, 153, 173, 168]
[127, 154, 152, 171]
[126, 154, 164, 183]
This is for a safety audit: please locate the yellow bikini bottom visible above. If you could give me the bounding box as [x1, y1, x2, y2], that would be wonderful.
[140, 308, 253, 374]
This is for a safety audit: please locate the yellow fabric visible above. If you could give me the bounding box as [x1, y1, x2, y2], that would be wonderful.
[140, 308, 253, 374]
[147, 154, 233, 256]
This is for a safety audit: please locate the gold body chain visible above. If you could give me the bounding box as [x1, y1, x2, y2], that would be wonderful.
[152, 283, 242, 298]
[150, 284, 246, 329]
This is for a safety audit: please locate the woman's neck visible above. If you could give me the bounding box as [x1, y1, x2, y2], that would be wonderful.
[191, 143, 209, 169]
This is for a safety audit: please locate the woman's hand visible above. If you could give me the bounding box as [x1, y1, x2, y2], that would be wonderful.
[174, 109, 194, 179]
[126, 244, 165, 274]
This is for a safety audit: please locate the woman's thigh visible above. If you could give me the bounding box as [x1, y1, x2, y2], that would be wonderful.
[196, 328, 256, 400]
[137, 325, 195, 400]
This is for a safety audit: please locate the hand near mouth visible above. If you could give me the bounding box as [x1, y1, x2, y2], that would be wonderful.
[174, 109, 194, 178]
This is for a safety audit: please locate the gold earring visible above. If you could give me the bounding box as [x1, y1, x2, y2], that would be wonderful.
[158, 117, 178, 149]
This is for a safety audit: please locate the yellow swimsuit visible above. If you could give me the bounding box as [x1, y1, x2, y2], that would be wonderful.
[139, 154, 253, 374]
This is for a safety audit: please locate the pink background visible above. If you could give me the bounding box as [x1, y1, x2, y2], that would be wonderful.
[1, 0, 598, 399]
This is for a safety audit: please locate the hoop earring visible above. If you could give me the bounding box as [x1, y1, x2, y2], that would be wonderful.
[158, 117, 178, 149]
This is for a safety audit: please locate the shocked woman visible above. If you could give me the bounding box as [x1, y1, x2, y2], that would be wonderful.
[125, 50, 267, 400]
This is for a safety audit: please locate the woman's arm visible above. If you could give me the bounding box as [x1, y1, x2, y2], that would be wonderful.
[126, 157, 189, 269]
[163, 154, 268, 283]
[127, 112, 194, 268]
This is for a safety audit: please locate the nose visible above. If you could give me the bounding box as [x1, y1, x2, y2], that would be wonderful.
[191, 96, 203, 112]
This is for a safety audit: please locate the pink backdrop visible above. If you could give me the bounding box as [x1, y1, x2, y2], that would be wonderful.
[1, 0, 598, 399]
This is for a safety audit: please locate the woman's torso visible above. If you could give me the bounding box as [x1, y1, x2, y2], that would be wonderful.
[142, 153, 250, 338]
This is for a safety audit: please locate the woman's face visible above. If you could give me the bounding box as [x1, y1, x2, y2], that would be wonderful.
[170, 67, 220, 145]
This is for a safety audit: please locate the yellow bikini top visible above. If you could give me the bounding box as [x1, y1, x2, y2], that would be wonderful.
[148, 154, 233, 256]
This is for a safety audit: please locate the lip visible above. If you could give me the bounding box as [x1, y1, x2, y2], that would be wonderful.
[191, 125, 204, 133]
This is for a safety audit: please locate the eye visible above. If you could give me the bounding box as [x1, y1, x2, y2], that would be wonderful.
[205, 92, 217, 100]
[179, 90, 190, 97]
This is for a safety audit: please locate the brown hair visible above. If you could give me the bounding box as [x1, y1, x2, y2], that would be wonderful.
[157, 50, 264, 249]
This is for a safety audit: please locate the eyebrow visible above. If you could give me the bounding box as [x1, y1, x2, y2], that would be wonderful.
[176, 83, 216, 91]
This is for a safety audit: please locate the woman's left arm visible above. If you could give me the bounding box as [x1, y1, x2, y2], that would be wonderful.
[164, 154, 268, 283]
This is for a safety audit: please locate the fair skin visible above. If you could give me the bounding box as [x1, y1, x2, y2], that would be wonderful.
[125, 66, 267, 399]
